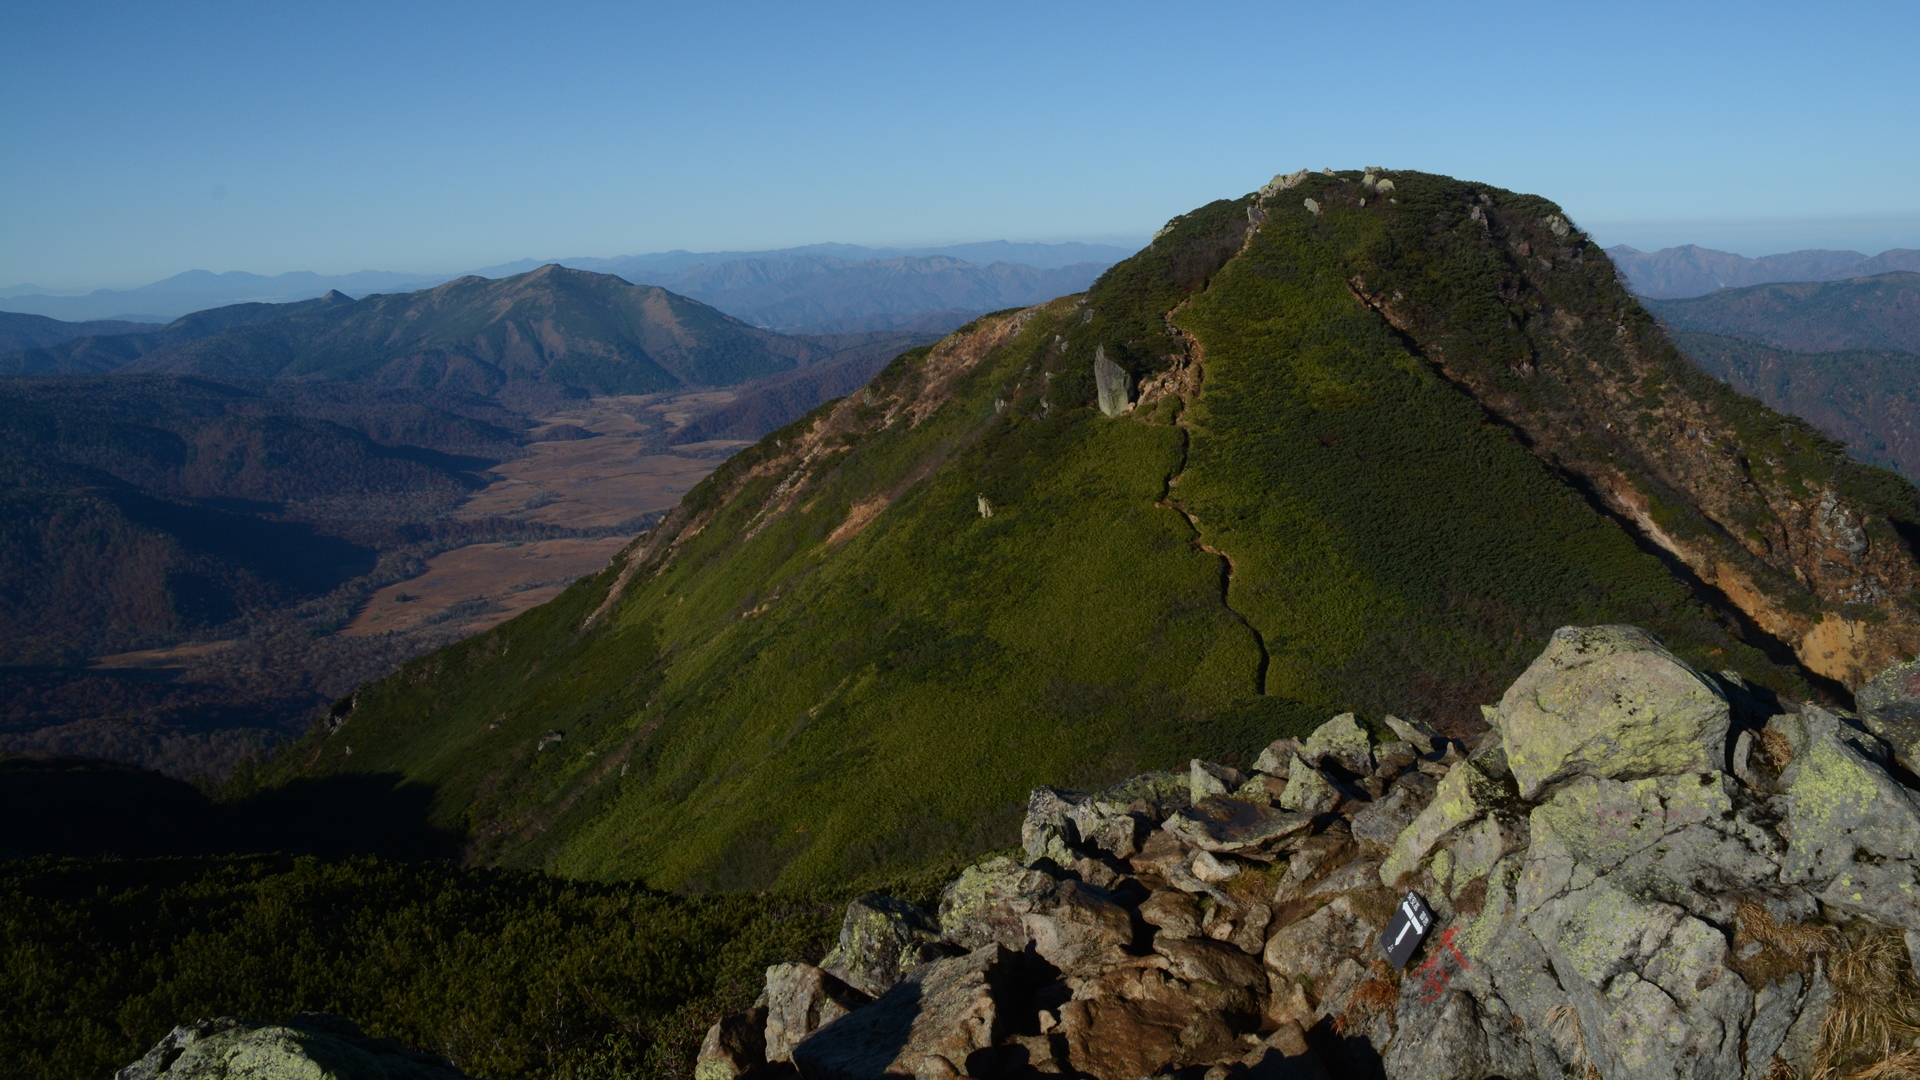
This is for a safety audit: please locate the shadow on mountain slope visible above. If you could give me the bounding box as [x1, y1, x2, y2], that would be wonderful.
[0, 757, 460, 861]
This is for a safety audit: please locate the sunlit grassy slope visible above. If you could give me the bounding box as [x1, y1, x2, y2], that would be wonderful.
[268, 172, 1874, 890]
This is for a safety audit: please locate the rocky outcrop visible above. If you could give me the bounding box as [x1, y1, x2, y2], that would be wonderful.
[698, 625, 1920, 1079]
[117, 1014, 472, 1079]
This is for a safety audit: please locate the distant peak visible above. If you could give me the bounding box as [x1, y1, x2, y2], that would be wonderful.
[318, 290, 353, 303]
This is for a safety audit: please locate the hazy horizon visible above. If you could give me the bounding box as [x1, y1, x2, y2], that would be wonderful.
[5, 1, 1915, 290]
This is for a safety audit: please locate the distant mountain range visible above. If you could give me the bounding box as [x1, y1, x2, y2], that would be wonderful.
[0, 240, 1139, 330]
[1648, 272, 1920, 481]
[4, 266, 836, 395]
[1608, 244, 1920, 299]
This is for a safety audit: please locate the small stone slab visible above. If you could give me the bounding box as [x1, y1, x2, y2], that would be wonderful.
[1163, 798, 1313, 856]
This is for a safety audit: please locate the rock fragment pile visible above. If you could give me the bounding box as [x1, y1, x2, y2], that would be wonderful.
[700, 626, 1920, 1080]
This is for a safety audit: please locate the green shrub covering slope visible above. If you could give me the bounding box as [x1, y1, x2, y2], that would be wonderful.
[265, 171, 1920, 892]
[0, 854, 876, 1080]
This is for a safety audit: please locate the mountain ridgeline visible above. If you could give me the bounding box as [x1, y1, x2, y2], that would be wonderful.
[265, 170, 1920, 893]
[3, 265, 833, 393]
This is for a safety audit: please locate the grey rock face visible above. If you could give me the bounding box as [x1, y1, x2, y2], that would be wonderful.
[763, 962, 872, 1063]
[1776, 705, 1920, 926]
[1350, 782, 1423, 849]
[1093, 346, 1131, 417]
[1277, 756, 1340, 814]
[1300, 712, 1373, 775]
[1021, 786, 1086, 865]
[116, 1014, 471, 1080]
[1021, 879, 1133, 975]
[822, 893, 944, 997]
[790, 945, 1006, 1080]
[1496, 624, 1729, 799]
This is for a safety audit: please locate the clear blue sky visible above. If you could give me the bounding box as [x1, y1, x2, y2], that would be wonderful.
[3, 0, 1916, 288]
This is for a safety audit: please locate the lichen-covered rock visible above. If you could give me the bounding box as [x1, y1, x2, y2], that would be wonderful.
[1860, 657, 1920, 773]
[115, 1014, 471, 1080]
[1525, 772, 1786, 924]
[763, 962, 871, 1063]
[1278, 756, 1339, 814]
[1164, 796, 1313, 856]
[1379, 757, 1506, 885]
[790, 945, 1006, 1080]
[937, 856, 1061, 950]
[822, 893, 944, 997]
[1300, 712, 1373, 775]
[695, 1008, 766, 1080]
[1496, 625, 1729, 799]
[1776, 705, 1920, 926]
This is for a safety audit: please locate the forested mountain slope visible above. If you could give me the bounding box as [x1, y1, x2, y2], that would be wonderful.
[1671, 332, 1920, 482]
[269, 170, 1920, 891]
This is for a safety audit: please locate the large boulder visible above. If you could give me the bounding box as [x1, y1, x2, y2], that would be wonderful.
[1300, 712, 1374, 775]
[790, 945, 1007, 1080]
[1774, 706, 1920, 926]
[1056, 960, 1254, 1078]
[1093, 346, 1132, 417]
[1021, 879, 1134, 975]
[938, 856, 1061, 950]
[116, 1014, 470, 1080]
[822, 893, 944, 997]
[1495, 625, 1730, 799]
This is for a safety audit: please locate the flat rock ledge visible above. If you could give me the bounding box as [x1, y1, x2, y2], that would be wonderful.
[698, 625, 1920, 1080]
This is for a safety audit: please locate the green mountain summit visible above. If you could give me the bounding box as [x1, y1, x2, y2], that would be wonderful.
[268, 171, 1920, 890]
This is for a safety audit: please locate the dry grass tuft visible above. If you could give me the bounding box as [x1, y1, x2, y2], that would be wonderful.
[1816, 932, 1920, 1078]
[1546, 1002, 1603, 1080]
[1841, 1050, 1920, 1080]
[1740, 901, 1842, 962]
[1761, 728, 1796, 770]
[1334, 972, 1400, 1036]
